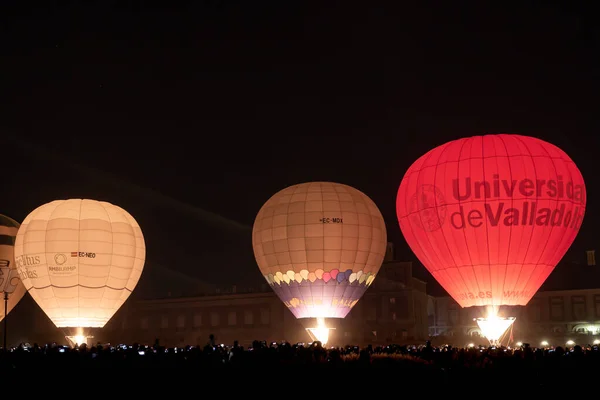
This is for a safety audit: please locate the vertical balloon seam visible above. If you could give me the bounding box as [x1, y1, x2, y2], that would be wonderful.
[466, 136, 484, 305]
[507, 136, 540, 303]
[512, 136, 559, 304]
[77, 200, 82, 324]
[481, 136, 493, 307]
[431, 140, 463, 305]
[46, 201, 61, 320]
[420, 143, 460, 299]
[398, 145, 446, 302]
[99, 201, 115, 325]
[532, 138, 567, 298]
[361, 186, 377, 285]
[488, 136, 502, 305]
[438, 141, 464, 304]
[507, 136, 540, 301]
[496, 135, 514, 306]
[455, 137, 476, 306]
[448, 139, 472, 305]
[322, 182, 328, 309]
[410, 149, 438, 280]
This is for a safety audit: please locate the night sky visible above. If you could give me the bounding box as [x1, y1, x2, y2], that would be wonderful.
[1, 1, 598, 298]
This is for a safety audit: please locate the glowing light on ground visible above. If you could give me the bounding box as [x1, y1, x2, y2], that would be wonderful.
[474, 306, 515, 346]
[306, 317, 334, 345]
[65, 327, 93, 347]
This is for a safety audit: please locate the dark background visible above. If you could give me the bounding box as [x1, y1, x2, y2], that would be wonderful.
[1, 1, 598, 300]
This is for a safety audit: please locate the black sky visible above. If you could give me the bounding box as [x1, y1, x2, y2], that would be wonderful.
[1, 1, 598, 296]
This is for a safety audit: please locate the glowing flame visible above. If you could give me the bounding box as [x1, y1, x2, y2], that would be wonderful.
[475, 306, 515, 345]
[74, 335, 86, 345]
[66, 327, 92, 347]
[306, 317, 332, 345]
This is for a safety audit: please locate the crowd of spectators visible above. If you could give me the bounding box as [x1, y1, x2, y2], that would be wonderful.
[1, 336, 599, 383]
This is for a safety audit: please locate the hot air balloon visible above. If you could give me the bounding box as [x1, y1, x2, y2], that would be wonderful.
[252, 182, 387, 344]
[1, 215, 27, 326]
[396, 134, 586, 345]
[14, 199, 145, 346]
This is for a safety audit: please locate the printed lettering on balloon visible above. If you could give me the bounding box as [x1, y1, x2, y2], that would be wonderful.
[396, 134, 587, 309]
[48, 252, 83, 277]
[319, 217, 343, 224]
[456, 290, 532, 301]
[409, 184, 447, 232]
[450, 175, 586, 230]
[14, 254, 40, 280]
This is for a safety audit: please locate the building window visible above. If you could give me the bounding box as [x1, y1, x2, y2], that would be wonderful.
[244, 310, 253, 325]
[260, 309, 270, 325]
[228, 311, 237, 326]
[528, 299, 542, 322]
[549, 296, 564, 321]
[594, 295, 600, 319]
[140, 317, 148, 330]
[391, 312, 397, 321]
[193, 313, 202, 328]
[571, 296, 587, 320]
[389, 297, 396, 304]
[366, 306, 376, 321]
[160, 315, 168, 329]
[448, 308, 458, 326]
[176, 315, 185, 331]
[210, 312, 220, 327]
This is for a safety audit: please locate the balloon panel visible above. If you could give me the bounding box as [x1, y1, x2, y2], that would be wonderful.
[253, 182, 387, 319]
[0, 214, 27, 322]
[14, 199, 146, 328]
[397, 134, 586, 308]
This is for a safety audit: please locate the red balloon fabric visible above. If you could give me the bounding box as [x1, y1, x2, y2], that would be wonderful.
[396, 134, 586, 308]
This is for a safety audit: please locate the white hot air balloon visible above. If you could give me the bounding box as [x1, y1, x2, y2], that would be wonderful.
[14, 199, 145, 344]
[0, 214, 27, 323]
[252, 182, 387, 344]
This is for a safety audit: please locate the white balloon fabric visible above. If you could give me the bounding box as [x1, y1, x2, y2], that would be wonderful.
[252, 182, 387, 319]
[0, 214, 27, 322]
[14, 199, 146, 328]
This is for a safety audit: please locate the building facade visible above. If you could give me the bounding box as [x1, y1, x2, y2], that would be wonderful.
[12, 247, 600, 349]
[428, 253, 600, 347]
[430, 288, 600, 347]
[96, 260, 431, 348]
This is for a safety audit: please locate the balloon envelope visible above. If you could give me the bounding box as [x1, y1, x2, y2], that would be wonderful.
[252, 182, 387, 319]
[397, 134, 586, 308]
[14, 199, 146, 328]
[0, 214, 27, 322]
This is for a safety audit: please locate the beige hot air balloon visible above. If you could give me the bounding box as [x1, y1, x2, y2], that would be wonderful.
[0, 214, 27, 323]
[252, 182, 387, 344]
[14, 199, 145, 344]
